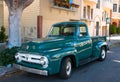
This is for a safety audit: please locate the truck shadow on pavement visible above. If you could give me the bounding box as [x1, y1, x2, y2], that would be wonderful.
[21, 60, 103, 80]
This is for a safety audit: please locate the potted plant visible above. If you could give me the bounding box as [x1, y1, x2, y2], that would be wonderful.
[70, 3, 79, 8]
[54, 0, 71, 8]
[54, 0, 61, 6]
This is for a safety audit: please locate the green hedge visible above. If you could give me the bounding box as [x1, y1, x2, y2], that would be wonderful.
[117, 27, 120, 34]
[0, 47, 18, 66]
[109, 24, 117, 34]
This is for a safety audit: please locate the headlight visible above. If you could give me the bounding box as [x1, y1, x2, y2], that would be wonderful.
[40, 56, 48, 68]
[15, 53, 21, 62]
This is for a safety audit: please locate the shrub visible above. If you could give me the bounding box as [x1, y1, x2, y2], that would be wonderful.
[109, 24, 117, 35]
[0, 26, 8, 43]
[0, 47, 19, 66]
[117, 27, 120, 34]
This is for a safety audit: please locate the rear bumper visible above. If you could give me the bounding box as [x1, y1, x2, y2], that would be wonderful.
[13, 64, 48, 76]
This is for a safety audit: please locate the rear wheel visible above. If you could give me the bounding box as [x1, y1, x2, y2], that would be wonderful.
[99, 47, 106, 61]
[60, 58, 72, 79]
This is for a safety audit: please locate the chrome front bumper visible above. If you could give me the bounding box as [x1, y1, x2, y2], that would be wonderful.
[13, 64, 48, 76]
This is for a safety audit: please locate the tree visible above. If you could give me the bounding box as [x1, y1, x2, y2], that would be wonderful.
[4, 0, 34, 48]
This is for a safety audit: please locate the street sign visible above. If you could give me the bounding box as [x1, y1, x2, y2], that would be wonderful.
[106, 18, 111, 24]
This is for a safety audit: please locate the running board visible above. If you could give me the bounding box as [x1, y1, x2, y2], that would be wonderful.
[79, 57, 98, 66]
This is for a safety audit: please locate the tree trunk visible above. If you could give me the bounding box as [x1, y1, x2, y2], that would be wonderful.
[8, 8, 22, 48]
[4, 0, 34, 48]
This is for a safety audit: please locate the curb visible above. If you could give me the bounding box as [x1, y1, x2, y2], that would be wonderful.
[108, 42, 120, 49]
[6, 67, 20, 75]
[0, 66, 7, 77]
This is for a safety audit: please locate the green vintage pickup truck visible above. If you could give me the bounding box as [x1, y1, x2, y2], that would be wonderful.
[14, 22, 108, 79]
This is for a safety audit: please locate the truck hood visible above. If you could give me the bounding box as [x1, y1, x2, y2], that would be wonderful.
[19, 37, 74, 54]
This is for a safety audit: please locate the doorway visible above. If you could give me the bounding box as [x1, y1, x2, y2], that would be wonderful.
[96, 22, 99, 36]
[102, 26, 107, 36]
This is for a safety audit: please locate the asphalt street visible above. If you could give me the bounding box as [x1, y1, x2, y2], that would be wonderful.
[0, 46, 120, 82]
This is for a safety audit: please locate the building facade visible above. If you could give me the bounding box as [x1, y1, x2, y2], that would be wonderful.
[0, 0, 116, 42]
[1, 0, 81, 41]
[80, 0, 97, 36]
[80, 0, 112, 36]
[112, 0, 120, 27]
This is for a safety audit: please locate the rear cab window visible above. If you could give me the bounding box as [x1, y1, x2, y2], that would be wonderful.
[79, 25, 87, 37]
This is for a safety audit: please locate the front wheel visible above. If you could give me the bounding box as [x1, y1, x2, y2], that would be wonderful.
[98, 47, 106, 61]
[60, 58, 72, 79]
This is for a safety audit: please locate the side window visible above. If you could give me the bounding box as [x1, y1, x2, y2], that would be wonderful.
[51, 27, 60, 35]
[79, 26, 87, 37]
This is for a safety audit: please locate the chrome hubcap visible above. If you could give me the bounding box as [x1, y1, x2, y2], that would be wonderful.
[101, 49, 106, 59]
[66, 61, 71, 76]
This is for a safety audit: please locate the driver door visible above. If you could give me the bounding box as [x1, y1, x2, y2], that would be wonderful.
[75, 25, 92, 61]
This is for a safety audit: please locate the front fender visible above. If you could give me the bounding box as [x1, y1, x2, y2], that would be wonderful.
[48, 47, 77, 75]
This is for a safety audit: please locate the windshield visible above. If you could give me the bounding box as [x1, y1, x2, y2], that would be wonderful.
[48, 24, 76, 37]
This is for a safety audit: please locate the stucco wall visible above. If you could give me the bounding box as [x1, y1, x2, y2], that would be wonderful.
[3, 2, 9, 34]
[0, 4, 3, 27]
[40, 0, 80, 37]
[3, 0, 40, 41]
[21, 0, 40, 40]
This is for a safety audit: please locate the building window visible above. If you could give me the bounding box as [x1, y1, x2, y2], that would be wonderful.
[83, 6, 93, 20]
[102, 12, 104, 21]
[105, 0, 112, 2]
[83, 7, 86, 18]
[119, 5, 120, 12]
[87, 6, 90, 19]
[113, 4, 117, 12]
[91, 9, 93, 20]
[96, 0, 100, 9]
[96, 22, 99, 36]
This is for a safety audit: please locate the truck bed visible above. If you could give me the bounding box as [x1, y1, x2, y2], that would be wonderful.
[91, 36, 107, 56]
[91, 36, 107, 43]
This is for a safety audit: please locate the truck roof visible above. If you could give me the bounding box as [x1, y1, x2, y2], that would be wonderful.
[53, 21, 87, 26]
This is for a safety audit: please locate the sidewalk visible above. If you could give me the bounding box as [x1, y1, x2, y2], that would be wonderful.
[0, 36, 120, 77]
[0, 65, 19, 77]
[107, 35, 120, 48]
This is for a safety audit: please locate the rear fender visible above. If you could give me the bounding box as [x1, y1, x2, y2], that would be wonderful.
[93, 42, 107, 57]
